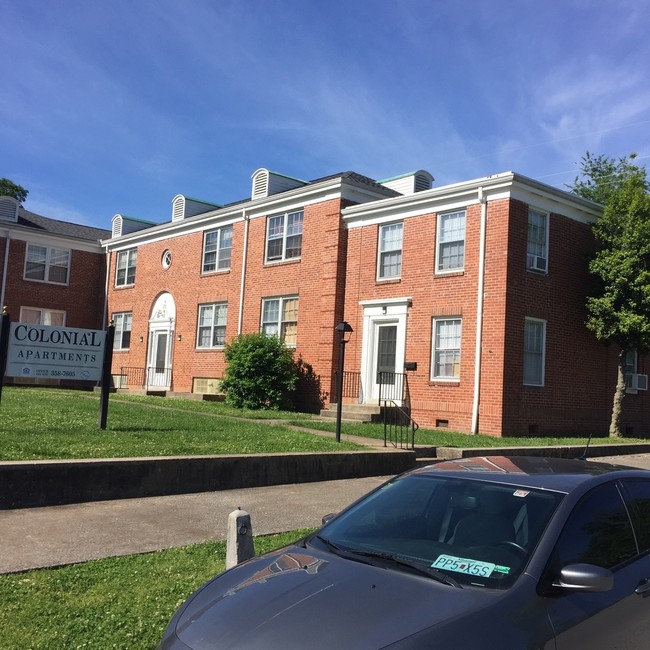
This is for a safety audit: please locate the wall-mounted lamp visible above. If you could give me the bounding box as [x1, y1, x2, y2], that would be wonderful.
[177, 334, 182, 342]
[139, 336, 144, 343]
[382, 305, 387, 315]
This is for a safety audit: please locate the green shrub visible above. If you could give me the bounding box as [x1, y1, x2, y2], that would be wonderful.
[221, 333, 298, 410]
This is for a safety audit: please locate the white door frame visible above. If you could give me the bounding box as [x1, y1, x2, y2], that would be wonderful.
[146, 293, 176, 389]
[359, 298, 411, 405]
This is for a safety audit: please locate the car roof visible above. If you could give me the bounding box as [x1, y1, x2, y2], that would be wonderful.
[409, 456, 648, 493]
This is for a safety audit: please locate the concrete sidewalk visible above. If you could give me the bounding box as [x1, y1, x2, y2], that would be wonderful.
[0, 476, 391, 574]
[3, 450, 650, 575]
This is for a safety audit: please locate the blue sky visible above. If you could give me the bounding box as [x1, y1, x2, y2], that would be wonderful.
[2, 0, 649, 230]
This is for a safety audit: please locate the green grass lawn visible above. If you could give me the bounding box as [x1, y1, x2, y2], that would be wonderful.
[0, 387, 362, 460]
[292, 418, 648, 448]
[0, 530, 313, 650]
[0, 386, 646, 461]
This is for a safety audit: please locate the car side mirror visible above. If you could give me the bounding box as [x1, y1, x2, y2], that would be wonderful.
[321, 513, 337, 525]
[552, 563, 614, 592]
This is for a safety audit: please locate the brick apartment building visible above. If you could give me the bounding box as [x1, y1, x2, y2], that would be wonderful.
[0, 195, 110, 384]
[102, 167, 649, 437]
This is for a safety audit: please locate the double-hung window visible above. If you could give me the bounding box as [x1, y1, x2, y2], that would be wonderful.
[261, 296, 298, 346]
[197, 303, 228, 348]
[523, 318, 546, 386]
[266, 210, 303, 262]
[113, 312, 132, 350]
[202, 225, 232, 273]
[25, 244, 70, 284]
[436, 210, 465, 272]
[19, 306, 65, 326]
[527, 208, 548, 272]
[115, 248, 137, 287]
[431, 318, 462, 380]
[378, 222, 403, 279]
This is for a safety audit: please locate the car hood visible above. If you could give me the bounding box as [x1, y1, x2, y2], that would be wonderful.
[171, 544, 496, 649]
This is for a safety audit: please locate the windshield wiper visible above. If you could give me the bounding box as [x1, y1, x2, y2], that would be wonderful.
[350, 549, 462, 588]
[315, 536, 461, 588]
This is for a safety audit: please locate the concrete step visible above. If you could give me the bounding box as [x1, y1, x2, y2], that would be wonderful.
[320, 403, 382, 423]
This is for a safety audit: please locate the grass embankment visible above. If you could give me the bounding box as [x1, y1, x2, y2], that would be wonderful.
[0, 387, 362, 461]
[0, 387, 645, 461]
[0, 530, 313, 650]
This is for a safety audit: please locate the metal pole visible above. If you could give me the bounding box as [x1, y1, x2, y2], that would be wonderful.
[0, 308, 10, 405]
[335, 336, 346, 443]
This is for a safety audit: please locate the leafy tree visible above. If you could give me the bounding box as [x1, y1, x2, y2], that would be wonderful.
[569, 152, 648, 205]
[0, 178, 29, 204]
[221, 333, 298, 410]
[570, 153, 650, 437]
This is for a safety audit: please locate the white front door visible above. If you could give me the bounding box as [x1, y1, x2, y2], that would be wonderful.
[146, 293, 176, 389]
[373, 322, 398, 401]
[147, 330, 171, 387]
[360, 299, 410, 405]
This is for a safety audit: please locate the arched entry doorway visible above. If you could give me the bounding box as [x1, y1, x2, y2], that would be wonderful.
[146, 292, 176, 389]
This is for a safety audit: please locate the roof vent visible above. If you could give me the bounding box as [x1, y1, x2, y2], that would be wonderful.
[112, 214, 123, 237]
[0, 196, 19, 222]
[171, 195, 221, 221]
[251, 168, 307, 199]
[111, 214, 156, 238]
[380, 170, 434, 195]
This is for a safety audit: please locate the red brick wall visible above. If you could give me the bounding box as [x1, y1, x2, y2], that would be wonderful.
[0, 237, 106, 329]
[342, 196, 640, 437]
[107, 198, 347, 396]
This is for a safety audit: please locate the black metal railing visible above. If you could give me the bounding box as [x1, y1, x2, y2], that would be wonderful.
[334, 370, 361, 401]
[118, 366, 172, 389]
[119, 367, 146, 388]
[383, 400, 419, 449]
[380, 371, 418, 449]
[146, 366, 172, 388]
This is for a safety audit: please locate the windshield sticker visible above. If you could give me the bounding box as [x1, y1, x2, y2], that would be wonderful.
[432, 554, 496, 577]
[513, 490, 530, 498]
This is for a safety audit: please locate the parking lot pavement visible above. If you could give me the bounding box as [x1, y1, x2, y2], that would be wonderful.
[592, 452, 650, 470]
[0, 476, 391, 574]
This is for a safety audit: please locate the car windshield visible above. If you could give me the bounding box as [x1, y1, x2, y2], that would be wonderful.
[311, 473, 564, 589]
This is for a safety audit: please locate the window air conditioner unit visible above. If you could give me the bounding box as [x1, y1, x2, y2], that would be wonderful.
[626, 374, 648, 391]
[527, 254, 547, 272]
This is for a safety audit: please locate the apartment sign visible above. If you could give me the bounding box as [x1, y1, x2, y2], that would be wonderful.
[6, 323, 106, 381]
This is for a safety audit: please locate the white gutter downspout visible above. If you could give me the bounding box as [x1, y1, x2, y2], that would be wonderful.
[0, 231, 10, 310]
[237, 210, 250, 335]
[471, 187, 488, 434]
[102, 250, 111, 326]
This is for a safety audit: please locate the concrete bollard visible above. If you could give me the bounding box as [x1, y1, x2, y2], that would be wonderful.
[226, 507, 255, 569]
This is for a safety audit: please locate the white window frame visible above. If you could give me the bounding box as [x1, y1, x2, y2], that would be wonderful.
[265, 210, 303, 263]
[115, 248, 137, 287]
[431, 317, 462, 381]
[196, 303, 228, 348]
[436, 210, 466, 274]
[19, 306, 66, 326]
[523, 318, 546, 386]
[202, 225, 232, 273]
[24, 244, 70, 285]
[113, 312, 133, 350]
[377, 222, 403, 280]
[261, 296, 299, 347]
[527, 208, 549, 273]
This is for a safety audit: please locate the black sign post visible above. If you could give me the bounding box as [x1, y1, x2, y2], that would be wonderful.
[0, 308, 10, 405]
[98, 322, 115, 430]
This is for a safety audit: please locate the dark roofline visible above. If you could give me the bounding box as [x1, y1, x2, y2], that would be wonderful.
[17, 208, 112, 242]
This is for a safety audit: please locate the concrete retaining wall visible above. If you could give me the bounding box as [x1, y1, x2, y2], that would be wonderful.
[0, 450, 415, 509]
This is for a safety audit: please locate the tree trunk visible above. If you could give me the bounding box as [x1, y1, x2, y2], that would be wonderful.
[609, 351, 626, 438]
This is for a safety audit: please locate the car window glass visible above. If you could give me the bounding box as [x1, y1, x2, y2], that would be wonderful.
[621, 478, 650, 553]
[553, 482, 637, 569]
[318, 475, 563, 589]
